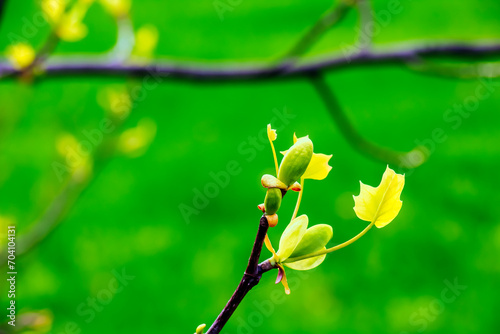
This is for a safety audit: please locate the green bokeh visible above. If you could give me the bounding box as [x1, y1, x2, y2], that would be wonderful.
[1, 1, 500, 334]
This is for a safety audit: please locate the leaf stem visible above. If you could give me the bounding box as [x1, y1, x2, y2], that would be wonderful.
[291, 178, 305, 221]
[268, 136, 279, 176]
[286, 221, 375, 263]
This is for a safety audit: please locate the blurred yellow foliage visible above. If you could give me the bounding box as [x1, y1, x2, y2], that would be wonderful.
[97, 86, 132, 117]
[134, 24, 159, 58]
[6, 43, 36, 69]
[118, 118, 157, 157]
[56, 1, 93, 42]
[41, 0, 68, 24]
[99, 0, 131, 17]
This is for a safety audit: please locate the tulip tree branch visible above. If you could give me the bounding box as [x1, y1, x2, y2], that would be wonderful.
[308, 71, 427, 169]
[206, 216, 276, 334]
[281, 0, 354, 63]
[405, 57, 500, 79]
[0, 104, 132, 267]
[2, 41, 500, 80]
[355, 0, 374, 53]
[0, 0, 7, 27]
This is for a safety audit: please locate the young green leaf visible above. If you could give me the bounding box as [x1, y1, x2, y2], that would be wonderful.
[283, 224, 332, 271]
[302, 153, 333, 180]
[284, 248, 327, 271]
[277, 215, 308, 261]
[288, 224, 333, 258]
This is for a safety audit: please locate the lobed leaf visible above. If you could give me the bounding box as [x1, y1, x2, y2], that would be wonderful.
[353, 166, 405, 228]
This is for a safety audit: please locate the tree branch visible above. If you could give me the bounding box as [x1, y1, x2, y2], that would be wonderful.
[0, 103, 132, 267]
[309, 71, 428, 169]
[206, 216, 276, 334]
[0, 0, 7, 28]
[355, 0, 374, 53]
[281, 0, 354, 63]
[1, 41, 499, 81]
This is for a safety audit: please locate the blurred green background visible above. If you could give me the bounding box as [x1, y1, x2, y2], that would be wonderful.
[1, 0, 500, 333]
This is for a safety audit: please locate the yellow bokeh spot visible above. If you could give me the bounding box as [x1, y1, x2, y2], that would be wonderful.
[6, 43, 36, 69]
[97, 86, 132, 117]
[99, 0, 131, 17]
[134, 24, 159, 58]
[56, 133, 79, 157]
[118, 118, 157, 157]
[56, 3, 91, 42]
[41, 0, 67, 24]
[55, 133, 93, 183]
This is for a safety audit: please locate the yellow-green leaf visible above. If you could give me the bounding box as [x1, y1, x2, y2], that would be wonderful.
[302, 153, 332, 180]
[277, 215, 308, 261]
[288, 224, 332, 258]
[281, 134, 332, 181]
[284, 248, 326, 271]
[195, 324, 206, 334]
[353, 166, 405, 228]
[267, 124, 277, 141]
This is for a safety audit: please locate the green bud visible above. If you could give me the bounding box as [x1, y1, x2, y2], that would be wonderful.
[264, 188, 282, 215]
[278, 137, 313, 186]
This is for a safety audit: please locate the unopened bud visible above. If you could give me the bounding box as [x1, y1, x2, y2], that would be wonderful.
[277, 137, 313, 186]
[264, 188, 282, 215]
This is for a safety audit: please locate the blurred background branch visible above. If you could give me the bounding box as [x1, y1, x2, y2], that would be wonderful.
[356, 0, 374, 53]
[1, 1, 500, 333]
[0, 1, 497, 259]
[280, 0, 354, 65]
[2, 41, 500, 80]
[0, 85, 140, 266]
[309, 72, 427, 169]
[405, 58, 500, 79]
[0, 0, 7, 27]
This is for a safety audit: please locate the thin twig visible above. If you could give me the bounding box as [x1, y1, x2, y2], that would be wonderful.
[0, 103, 132, 267]
[206, 216, 276, 334]
[1, 40, 500, 80]
[405, 57, 500, 79]
[281, 0, 354, 63]
[0, 0, 7, 28]
[309, 71, 427, 169]
[356, 0, 374, 53]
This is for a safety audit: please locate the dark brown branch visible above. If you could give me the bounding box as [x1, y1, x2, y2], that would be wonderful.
[1, 41, 500, 81]
[245, 216, 270, 275]
[206, 216, 276, 334]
